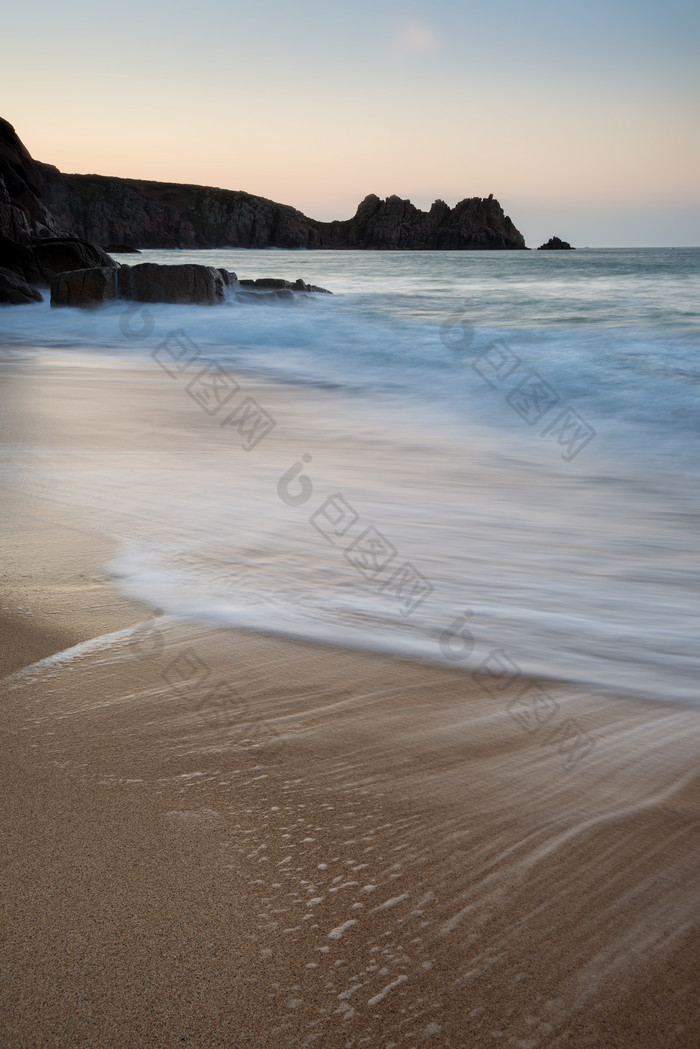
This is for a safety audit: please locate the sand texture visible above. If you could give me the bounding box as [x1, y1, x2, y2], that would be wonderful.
[1, 357, 698, 1048]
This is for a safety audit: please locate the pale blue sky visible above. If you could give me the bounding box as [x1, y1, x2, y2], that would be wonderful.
[3, 0, 698, 244]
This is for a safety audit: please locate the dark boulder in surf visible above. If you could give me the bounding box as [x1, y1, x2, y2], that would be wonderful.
[52, 263, 331, 307]
[51, 266, 118, 307]
[52, 262, 227, 307]
[117, 262, 226, 304]
[538, 236, 574, 250]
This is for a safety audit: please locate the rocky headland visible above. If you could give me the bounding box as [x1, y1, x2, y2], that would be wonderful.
[1, 115, 527, 305]
[38, 168, 526, 251]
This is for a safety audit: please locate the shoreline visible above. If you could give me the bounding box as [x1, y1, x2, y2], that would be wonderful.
[2, 355, 699, 1047]
[4, 602, 699, 1047]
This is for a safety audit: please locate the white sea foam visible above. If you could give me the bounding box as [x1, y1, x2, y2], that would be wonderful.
[3, 248, 699, 705]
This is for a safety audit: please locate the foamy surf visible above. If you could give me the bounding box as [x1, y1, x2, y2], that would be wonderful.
[2, 248, 698, 708]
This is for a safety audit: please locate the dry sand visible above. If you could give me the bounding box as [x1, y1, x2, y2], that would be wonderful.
[1, 357, 698, 1048]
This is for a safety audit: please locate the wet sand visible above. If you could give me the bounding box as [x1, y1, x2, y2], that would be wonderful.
[1, 358, 698, 1048]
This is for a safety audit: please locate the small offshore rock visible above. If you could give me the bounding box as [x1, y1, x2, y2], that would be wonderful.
[538, 236, 574, 250]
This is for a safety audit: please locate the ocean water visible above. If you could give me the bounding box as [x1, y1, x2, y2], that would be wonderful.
[2, 248, 699, 705]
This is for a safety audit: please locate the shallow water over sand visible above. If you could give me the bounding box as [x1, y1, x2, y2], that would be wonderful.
[1, 248, 698, 704]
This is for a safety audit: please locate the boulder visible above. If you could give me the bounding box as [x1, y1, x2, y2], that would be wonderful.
[51, 262, 226, 307]
[30, 237, 118, 283]
[253, 277, 294, 290]
[0, 266, 43, 304]
[292, 277, 332, 294]
[233, 276, 332, 303]
[51, 263, 331, 308]
[51, 266, 118, 307]
[538, 236, 574, 250]
[117, 263, 225, 304]
[0, 230, 117, 287]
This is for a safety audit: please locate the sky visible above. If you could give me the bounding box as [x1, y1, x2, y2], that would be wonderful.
[2, 0, 699, 246]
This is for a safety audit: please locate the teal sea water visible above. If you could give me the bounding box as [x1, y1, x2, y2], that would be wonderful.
[2, 248, 699, 704]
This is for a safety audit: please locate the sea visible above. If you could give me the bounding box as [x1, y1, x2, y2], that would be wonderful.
[2, 247, 699, 706]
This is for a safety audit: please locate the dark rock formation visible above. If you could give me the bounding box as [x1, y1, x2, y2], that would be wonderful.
[0, 231, 117, 286]
[292, 278, 330, 293]
[0, 117, 63, 242]
[0, 117, 117, 298]
[52, 263, 226, 307]
[38, 165, 323, 251]
[317, 193, 525, 250]
[50, 263, 330, 307]
[38, 164, 526, 251]
[538, 236, 574, 250]
[50, 266, 117, 307]
[1, 114, 529, 310]
[0, 266, 43, 304]
[233, 278, 331, 305]
[31, 236, 116, 283]
[253, 277, 294, 289]
[4, 115, 528, 256]
[238, 277, 330, 293]
[118, 262, 226, 304]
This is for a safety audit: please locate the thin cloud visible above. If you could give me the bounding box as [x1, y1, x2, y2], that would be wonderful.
[393, 21, 439, 56]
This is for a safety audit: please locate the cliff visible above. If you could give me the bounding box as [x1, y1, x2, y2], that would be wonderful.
[0, 117, 117, 302]
[2, 114, 526, 268]
[37, 165, 322, 251]
[0, 118, 64, 242]
[38, 171, 526, 251]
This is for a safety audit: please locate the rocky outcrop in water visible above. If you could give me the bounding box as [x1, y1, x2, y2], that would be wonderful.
[51, 263, 332, 307]
[538, 236, 574, 250]
[51, 263, 225, 307]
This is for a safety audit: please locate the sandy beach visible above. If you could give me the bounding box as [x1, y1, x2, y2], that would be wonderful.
[1, 355, 699, 1048]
